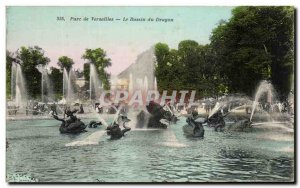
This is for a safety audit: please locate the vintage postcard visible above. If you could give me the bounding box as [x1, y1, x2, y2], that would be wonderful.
[6, 6, 295, 183]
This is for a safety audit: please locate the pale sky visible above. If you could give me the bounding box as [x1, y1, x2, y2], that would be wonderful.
[6, 6, 233, 75]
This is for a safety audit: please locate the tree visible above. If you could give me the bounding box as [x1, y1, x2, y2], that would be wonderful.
[154, 41, 224, 98]
[177, 40, 200, 90]
[210, 6, 294, 100]
[82, 48, 112, 90]
[57, 56, 74, 72]
[16, 46, 50, 98]
[155, 6, 294, 100]
[154, 43, 170, 92]
[196, 45, 227, 98]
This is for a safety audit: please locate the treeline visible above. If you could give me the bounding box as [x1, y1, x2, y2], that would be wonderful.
[154, 6, 294, 101]
[6, 46, 111, 100]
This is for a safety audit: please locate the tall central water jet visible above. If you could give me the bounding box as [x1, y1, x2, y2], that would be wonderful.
[67, 69, 75, 101]
[250, 80, 275, 121]
[11, 63, 16, 101]
[11, 62, 27, 108]
[154, 77, 157, 91]
[63, 68, 75, 103]
[63, 68, 68, 102]
[35, 64, 53, 102]
[89, 63, 102, 101]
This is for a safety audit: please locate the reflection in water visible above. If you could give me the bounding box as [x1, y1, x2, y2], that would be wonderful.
[6, 118, 294, 182]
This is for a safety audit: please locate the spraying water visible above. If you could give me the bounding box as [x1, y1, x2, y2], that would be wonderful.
[62, 68, 75, 103]
[63, 68, 68, 101]
[208, 96, 252, 118]
[154, 77, 157, 91]
[250, 80, 275, 121]
[35, 64, 54, 102]
[112, 104, 125, 124]
[143, 76, 148, 93]
[208, 102, 221, 118]
[128, 73, 133, 96]
[11, 63, 16, 101]
[164, 101, 174, 116]
[66, 105, 124, 147]
[89, 63, 102, 101]
[11, 62, 27, 108]
[67, 69, 75, 102]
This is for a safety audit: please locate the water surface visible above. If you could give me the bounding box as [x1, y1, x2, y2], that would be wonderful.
[6, 118, 294, 182]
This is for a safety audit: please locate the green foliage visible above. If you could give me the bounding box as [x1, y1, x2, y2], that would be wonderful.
[16, 46, 50, 98]
[155, 6, 294, 100]
[57, 56, 74, 72]
[210, 6, 294, 99]
[82, 48, 112, 90]
[154, 43, 170, 92]
[155, 42, 225, 98]
[83, 63, 90, 84]
[49, 67, 63, 99]
[6, 51, 15, 98]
